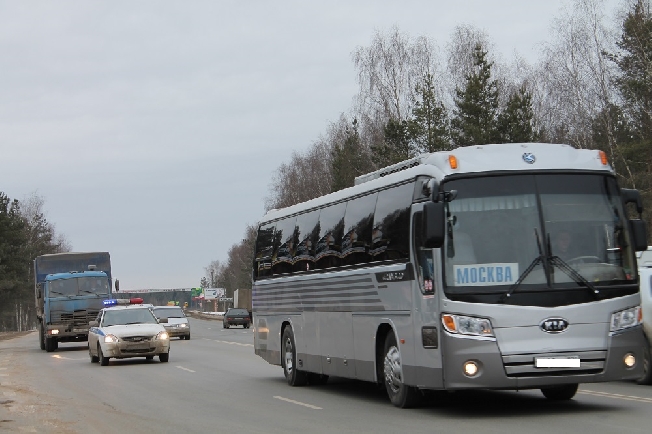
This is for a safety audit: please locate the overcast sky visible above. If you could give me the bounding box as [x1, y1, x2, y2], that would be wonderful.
[0, 0, 623, 290]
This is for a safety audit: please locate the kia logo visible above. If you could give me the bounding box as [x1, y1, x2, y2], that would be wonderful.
[522, 153, 536, 164]
[540, 318, 569, 333]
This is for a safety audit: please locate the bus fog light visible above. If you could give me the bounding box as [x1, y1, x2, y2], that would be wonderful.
[624, 353, 636, 368]
[463, 361, 479, 377]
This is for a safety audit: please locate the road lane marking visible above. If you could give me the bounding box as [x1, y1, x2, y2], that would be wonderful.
[580, 389, 652, 403]
[213, 340, 253, 347]
[274, 396, 322, 410]
[175, 366, 195, 373]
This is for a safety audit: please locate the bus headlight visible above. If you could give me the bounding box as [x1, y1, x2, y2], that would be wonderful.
[442, 314, 494, 337]
[610, 306, 641, 332]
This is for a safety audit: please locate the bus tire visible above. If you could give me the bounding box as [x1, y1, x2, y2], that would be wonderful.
[282, 326, 307, 387]
[637, 344, 652, 385]
[39, 323, 45, 350]
[383, 333, 421, 408]
[540, 383, 578, 400]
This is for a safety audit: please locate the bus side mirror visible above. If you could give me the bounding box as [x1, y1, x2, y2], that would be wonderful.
[630, 219, 648, 252]
[115, 279, 120, 292]
[423, 202, 445, 248]
[622, 188, 644, 215]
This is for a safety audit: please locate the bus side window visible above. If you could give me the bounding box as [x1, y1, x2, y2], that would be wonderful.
[271, 217, 297, 275]
[341, 193, 377, 266]
[315, 202, 346, 269]
[255, 222, 276, 278]
[293, 209, 320, 273]
[413, 212, 434, 294]
[372, 183, 412, 262]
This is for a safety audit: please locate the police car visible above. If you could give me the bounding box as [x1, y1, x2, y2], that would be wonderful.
[88, 298, 170, 366]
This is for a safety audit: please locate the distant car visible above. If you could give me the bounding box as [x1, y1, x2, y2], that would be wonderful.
[151, 306, 191, 340]
[88, 300, 170, 366]
[223, 308, 251, 329]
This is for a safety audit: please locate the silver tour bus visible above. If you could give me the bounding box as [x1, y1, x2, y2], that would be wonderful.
[252, 143, 648, 408]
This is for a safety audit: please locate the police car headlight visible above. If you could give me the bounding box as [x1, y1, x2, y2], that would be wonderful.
[156, 331, 169, 340]
[442, 314, 494, 338]
[179, 324, 187, 328]
[104, 334, 119, 344]
[610, 306, 642, 332]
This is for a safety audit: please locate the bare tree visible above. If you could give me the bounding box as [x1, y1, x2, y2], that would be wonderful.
[536, 0, 622, 151]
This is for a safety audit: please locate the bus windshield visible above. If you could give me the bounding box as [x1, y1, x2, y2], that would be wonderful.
[441, 173, 637, 298]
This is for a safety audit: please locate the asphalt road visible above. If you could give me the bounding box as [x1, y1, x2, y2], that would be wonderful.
[2, 317, 652, 433]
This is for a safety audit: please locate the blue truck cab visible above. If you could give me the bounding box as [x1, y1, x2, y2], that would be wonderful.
[35, 252, 118, 352]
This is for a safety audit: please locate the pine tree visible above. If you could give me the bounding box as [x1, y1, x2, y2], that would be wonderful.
[408, 73, 450, 153]
[497, 85, 539, 143]
[450, 43, 500, 147]
[371, 117, 411, 168]
[331, 119, 370, 192]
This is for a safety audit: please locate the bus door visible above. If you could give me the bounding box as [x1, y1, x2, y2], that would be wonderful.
[412, 209, 444, 389]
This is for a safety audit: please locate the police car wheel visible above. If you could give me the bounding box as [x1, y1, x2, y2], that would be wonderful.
[98, 345, 109, 366]
[159, 351, 170, 363]
[89, 345, 99, 363]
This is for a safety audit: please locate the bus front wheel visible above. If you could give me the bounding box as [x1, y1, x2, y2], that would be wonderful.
[282, 326, 307, 387]
[383, 333, 421, 408]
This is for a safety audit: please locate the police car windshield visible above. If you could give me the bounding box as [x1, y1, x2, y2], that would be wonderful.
[441, 174, 636, 299]
[102, 308, 158, 327]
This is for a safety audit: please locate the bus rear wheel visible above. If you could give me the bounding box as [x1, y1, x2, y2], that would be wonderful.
[540, 383, 578, 400]
[282, 326, 307, 386]
[383, 333, 421, 408]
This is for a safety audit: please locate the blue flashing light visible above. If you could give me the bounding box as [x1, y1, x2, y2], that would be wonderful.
[103, 299, 118, 306]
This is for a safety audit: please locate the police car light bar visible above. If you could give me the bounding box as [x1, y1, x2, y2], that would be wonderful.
[103, 298, 144, 306]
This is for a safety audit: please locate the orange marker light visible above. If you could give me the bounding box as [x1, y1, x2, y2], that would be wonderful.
[442, 314, 456, 332]
[448, 155, 458, 169]
[598, 150, 608, 166]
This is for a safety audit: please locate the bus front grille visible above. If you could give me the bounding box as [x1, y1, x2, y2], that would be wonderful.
[502, 350, 606, 377]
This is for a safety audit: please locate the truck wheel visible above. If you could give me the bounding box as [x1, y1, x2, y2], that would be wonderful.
[541, 383, 578, 400]
[383, 333, 421, 408]
[39, 324, 45, 350]
[98, 345, 109, 366]
[282, 326, 307, 386]
[45, 337, 56, 353]
[637, 345, 652, 385]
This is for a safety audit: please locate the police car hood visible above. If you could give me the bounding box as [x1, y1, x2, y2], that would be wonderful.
[106, 323, 165, 337]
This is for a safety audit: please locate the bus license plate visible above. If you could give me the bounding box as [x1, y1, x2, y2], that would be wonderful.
[535, 356, 580, 368]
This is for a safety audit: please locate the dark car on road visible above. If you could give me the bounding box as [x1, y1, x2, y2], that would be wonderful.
[223, 308, 251, 329]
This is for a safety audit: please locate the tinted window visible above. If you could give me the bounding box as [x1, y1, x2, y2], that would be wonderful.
[255, 222, 276, 278]
[272, 217, 297, 275]
[372, 183, 412, 261]
[341, 193, 378, 265]
[315, 202, 346, 269]
[293, 209, 320, 272]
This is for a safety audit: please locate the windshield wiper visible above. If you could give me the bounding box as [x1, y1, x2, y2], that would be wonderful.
[500, 229, 549, 303]
[500, 230, 600, 303]
[548, 255, 600, 299]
